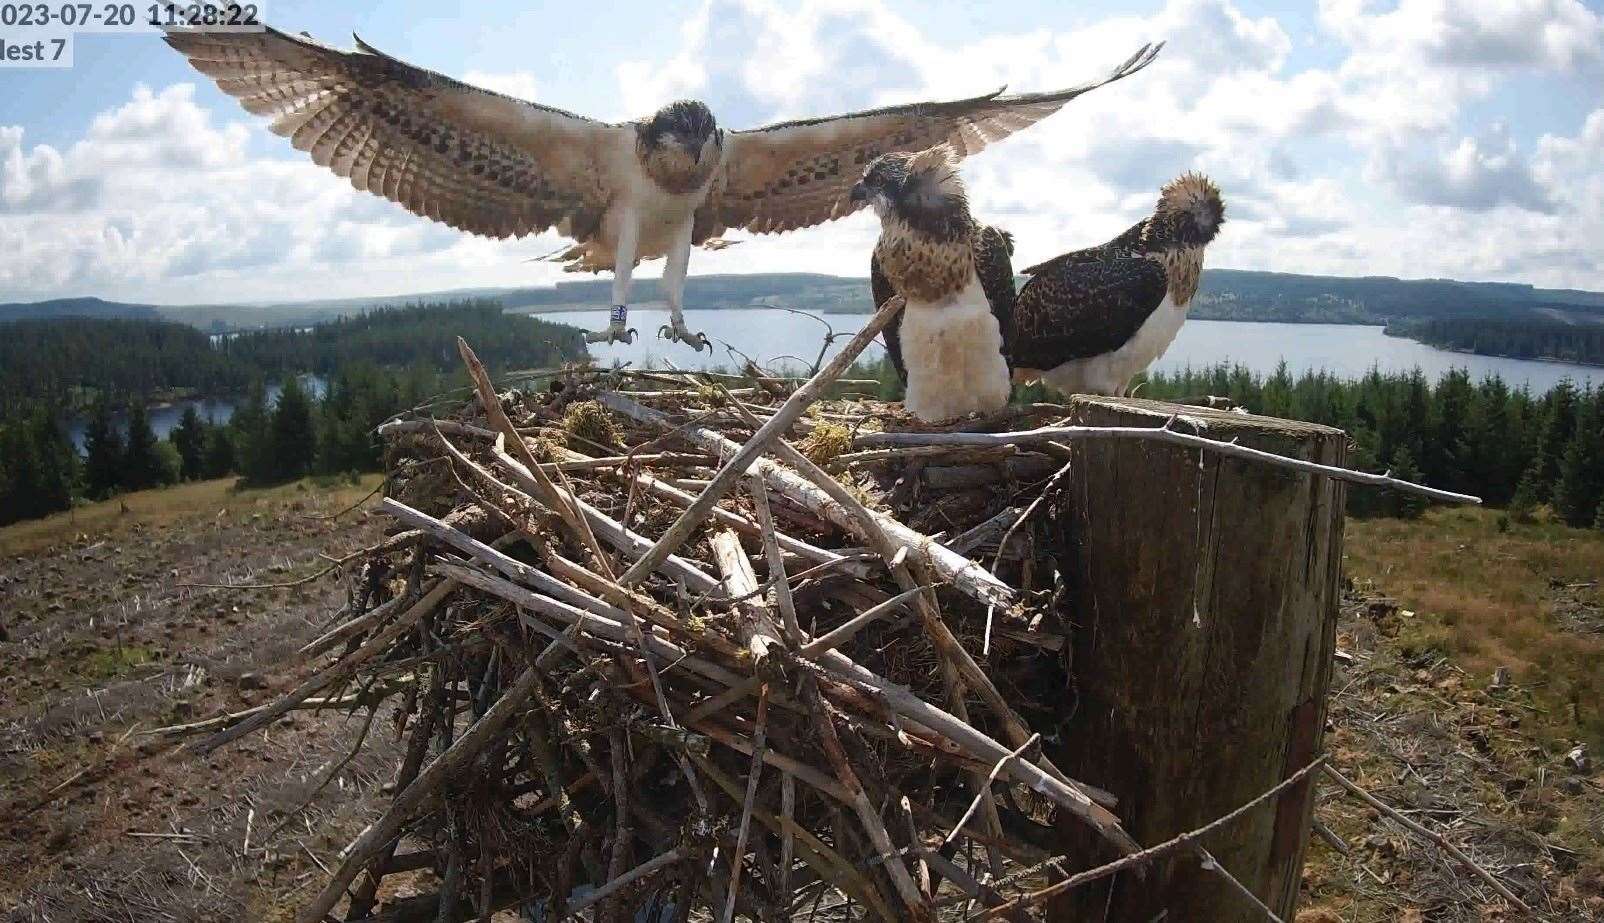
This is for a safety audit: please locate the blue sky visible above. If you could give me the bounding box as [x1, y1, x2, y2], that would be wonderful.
[2, 0, 1602, 304]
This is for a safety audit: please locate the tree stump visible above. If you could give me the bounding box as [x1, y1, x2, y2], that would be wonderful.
[1045, 396, 1347, 921]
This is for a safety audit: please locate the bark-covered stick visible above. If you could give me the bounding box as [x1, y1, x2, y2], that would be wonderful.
[854, 425, 1480, 505]
[544, 441, 851, 571]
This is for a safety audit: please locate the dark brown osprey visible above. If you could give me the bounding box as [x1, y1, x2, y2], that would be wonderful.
[162, 25, 1161, 350]
[1010, 173, 1225, 396]
[857, 147, 1016, 422]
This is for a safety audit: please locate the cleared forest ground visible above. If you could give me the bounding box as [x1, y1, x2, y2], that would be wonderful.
[1, 486, 1599, 920]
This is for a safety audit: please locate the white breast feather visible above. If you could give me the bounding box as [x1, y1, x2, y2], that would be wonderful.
[900, 278, 1011, 422]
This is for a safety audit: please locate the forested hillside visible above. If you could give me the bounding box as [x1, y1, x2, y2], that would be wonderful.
[0, 301, 589, 525]
[7, 269, 1602, 331]
[1190, 269, 1604, 325]
[218, 300, 586, 376]
[0, 317, 251, 414]
[1386, 317, 1604, 366]
[0, 296, 163, 323]
[0, 301, 587, 414]
[1139, 363, 1604, 524]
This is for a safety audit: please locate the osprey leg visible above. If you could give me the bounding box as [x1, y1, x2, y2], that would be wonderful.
[657, 217, 710, 351]
[586, 218, 640, 345]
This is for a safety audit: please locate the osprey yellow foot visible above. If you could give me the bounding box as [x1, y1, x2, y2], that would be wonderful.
[658, 318, 711, 352]
[586, 307, 637, 345]
[585, 322, 636, 345]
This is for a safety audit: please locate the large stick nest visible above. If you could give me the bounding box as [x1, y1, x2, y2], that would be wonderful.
[234, 359, 1122, 922]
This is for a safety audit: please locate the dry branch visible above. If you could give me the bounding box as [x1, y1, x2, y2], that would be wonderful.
[617, 293, 906, 587]
[597, 390, 1016, 609]
[855, 424, 1481, 505]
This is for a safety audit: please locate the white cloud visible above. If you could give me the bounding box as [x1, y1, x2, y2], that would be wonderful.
[3, 0, 1603, 302]
[0, 82, 561, 302]
[1373, 124, 1555, 212]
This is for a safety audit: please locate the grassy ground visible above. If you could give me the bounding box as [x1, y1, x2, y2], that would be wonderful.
[0, 473, 381, 558]
[1299, 505, 1604, 921]
[1345, 505, 1604, 755]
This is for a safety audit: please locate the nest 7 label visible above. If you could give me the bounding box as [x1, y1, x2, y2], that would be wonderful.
[0, 33, 72, 66]
[0, 3, 265, 68]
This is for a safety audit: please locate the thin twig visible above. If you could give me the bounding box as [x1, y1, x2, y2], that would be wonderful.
[723, 684, 770, 923]
[854, 423, 1480, 505]
[944, 734, 1039, 847]
[617, 293, 906, 587]
[971, 755, 1328, 920]
[1322, 764, 1533, 915]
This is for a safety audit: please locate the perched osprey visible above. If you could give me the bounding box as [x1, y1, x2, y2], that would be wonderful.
[1010, 173, 1225, 396]
[163, 26, 1161, 350]
[857, 147, 1016, 423]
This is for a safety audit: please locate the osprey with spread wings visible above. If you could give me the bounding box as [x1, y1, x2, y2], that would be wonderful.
[165, 26, 1161, 350]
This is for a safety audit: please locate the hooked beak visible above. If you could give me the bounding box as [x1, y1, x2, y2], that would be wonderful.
[849, 182, 869, 204]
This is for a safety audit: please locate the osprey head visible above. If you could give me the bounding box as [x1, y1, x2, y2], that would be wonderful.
[1154, 172, 1225, 249]
[850, 146, 969, 231]
[643, 100, 721, 165]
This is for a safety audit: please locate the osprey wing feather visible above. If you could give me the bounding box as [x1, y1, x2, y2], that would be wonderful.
[164, 26, 629, 240]
[705, 42, 1163, 237]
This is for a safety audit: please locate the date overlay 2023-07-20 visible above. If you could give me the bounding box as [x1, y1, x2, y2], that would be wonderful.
[0, 2, 264, 68]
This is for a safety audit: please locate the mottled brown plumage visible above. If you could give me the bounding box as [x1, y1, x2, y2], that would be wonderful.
[1010, 173, 1225, 395]
[857, 148, 1015, 420]
[874, 224, 1016, 383]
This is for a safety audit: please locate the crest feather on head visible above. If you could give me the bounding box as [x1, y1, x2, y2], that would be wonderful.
[906, 144, 966, 198]
[1157, 172, 1225, 246]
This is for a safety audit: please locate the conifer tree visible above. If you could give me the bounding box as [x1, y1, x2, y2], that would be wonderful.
[28, 409, 76, 517]
[1553, 393, 1604, 527]
[0, 421, 42, 525]
[203, 422, 236, 479]
[170, 406, 207, 481]
[231, 380, 273, 485]
[1531, 378, 1579, 500]
[267, 376, 317, 483]
[122, 400, 165, 491]
[1387, 446, 1428, 520]
[82, 396, 125, 499]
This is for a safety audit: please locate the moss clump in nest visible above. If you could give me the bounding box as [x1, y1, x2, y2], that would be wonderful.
[516, 434, 558, 464]
[799, 422, 853, 467]
[560, 400, 622, 449]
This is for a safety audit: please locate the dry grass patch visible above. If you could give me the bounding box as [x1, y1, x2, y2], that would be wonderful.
[0, 475, 384, 558]
[1345, 505, 1604, 754]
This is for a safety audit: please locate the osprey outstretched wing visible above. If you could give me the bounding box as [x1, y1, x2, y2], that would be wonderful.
[166, 24, 1161, 351]
[706, 42, 1164, 237]
[164, 27, 625, 241]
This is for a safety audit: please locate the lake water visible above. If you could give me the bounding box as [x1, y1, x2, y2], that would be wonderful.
[66, 376, 326, 452]
[548, 308, 1601, 394]
[65, 311, 1601, 451]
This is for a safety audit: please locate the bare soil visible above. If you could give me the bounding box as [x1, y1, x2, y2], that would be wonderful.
[2, 485, 1600, 921]
[0, 478, 404, 923]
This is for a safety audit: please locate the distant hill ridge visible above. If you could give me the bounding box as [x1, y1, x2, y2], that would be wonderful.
[5, 269, 1602, 331]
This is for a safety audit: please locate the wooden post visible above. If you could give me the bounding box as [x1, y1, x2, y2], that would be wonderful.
[1044, 396, 1346, 921]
